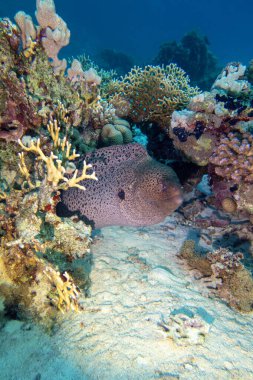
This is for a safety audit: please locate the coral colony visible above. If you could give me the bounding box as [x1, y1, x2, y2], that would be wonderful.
[1, 0, 253, 330]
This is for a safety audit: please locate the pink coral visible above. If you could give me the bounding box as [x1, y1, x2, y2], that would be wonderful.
[210, 132, 253, 184]
[35, 0, 70, 73]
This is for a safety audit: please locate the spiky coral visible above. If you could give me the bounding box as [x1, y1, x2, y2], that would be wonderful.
[108, 64, 199, 128]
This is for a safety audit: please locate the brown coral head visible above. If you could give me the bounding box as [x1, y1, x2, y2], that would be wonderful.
[221, 197, 237, 213]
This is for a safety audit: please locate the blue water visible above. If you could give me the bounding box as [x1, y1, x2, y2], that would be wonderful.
[1, 0, 253, 66]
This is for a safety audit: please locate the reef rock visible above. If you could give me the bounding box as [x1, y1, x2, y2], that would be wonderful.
[58, 143, 182, 228]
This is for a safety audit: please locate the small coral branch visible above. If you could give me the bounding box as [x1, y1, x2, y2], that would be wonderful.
[210, 132, 253, 183]
[47, 118, 79, 160]
[45, 268, 80, 313]
[18, 151, 35, 189]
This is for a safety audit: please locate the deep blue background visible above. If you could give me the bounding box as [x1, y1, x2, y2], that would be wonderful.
[1, 0, 253, 66]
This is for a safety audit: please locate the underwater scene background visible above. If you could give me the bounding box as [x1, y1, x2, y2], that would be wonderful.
[0, 0, 253, 379]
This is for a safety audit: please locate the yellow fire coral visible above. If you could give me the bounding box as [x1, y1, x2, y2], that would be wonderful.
[45, 268, 80, 313]
[18, 118, 98, 190]
[108, 64, 199, 128]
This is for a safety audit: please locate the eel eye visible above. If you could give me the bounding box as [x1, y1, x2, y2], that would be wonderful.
[118, 189, 125, 200]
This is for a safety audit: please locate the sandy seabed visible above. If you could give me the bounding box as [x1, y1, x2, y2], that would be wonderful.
[0, 215, 253, 380]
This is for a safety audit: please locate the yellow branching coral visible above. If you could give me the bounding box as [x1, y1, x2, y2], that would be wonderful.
[108, 64, 200, 128]
[47, 119, 79, 160]
[45, 268, 80, 313]
[18, 151, 35, 189]
[0, 191, 7, 200]
[18, 137, 97, 190]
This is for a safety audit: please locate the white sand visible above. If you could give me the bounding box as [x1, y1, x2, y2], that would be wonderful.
[1, 215, 253, 380]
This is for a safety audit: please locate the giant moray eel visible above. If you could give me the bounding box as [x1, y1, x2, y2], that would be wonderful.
[57, 143, 183, 228]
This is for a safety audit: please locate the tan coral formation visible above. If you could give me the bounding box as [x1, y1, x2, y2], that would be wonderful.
[35, 0, 70, 73]
[14, 0, 70, 74]
[179, 240, 253, 312]
[107, 64, 199, 128]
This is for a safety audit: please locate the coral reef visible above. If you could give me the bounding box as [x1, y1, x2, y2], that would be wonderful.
[179, 241, 253, 312]
[0, 112, 97, 323]
[153, 31, 220, 90]
[169, 61, 253, 220]
[1, 0, 253, 328]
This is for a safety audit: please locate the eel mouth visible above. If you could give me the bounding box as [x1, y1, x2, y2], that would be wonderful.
[169, 193, 183, 209]
[165, 186, 183, 210]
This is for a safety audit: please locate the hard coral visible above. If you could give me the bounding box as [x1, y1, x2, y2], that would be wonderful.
[101, 117, 132, 146]
[108, 64, 199, 129]
[210, 131, 253, 184]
